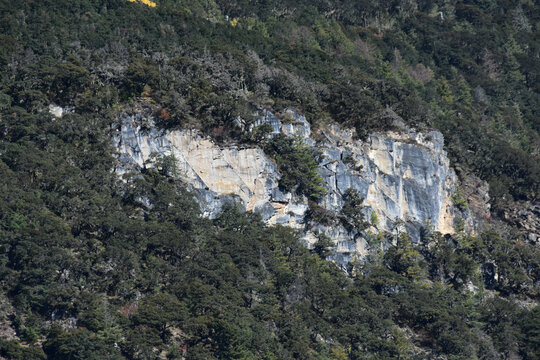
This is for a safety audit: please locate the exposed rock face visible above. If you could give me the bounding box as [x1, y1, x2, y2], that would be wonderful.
[48, 104, 74, 118]
[114, 109, 474, 265]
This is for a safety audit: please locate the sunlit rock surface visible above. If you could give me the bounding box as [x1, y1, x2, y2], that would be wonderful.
[48, 104, 74, 118]
[114, 109, 476, 265]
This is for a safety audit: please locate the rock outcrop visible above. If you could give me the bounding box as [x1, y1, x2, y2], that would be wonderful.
[114, 109, 478, 265]
[500, 201, 540, 245]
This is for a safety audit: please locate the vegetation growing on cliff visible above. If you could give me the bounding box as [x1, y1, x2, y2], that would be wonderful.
[340, 189, 370, 232]
[0, 98, 538, 359]
[264, 134, 326, 199]
[0, 0, 537, 203]
[0, 0, 538, 359]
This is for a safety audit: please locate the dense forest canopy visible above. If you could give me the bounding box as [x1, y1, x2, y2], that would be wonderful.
[0, 0, 539, 359]
[1, 0, 538, 202]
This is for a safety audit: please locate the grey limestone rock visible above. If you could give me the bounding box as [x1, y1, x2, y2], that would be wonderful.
[114, 109, 476, 265]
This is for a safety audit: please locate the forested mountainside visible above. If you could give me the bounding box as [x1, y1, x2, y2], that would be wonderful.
[0, 1, 539, 359]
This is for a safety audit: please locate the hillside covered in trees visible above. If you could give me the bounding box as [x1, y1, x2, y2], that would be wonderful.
[0, 0, 539, 359]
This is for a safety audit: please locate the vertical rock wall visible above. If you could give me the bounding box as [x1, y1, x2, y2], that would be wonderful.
[114, 109, 476, 265]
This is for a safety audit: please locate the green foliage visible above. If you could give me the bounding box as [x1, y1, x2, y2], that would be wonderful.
[21, 327, 39, 343]
[245, 123, 273, 144]
[145, 152, 179, 177]
[124, 57, 160, 97]
[520, 306, 540, 360]
[0, 92, 11, 110]
[1, 0, 536, 200]
[306, 200, 337, 226]
[0, 339, 46, 360]
[425, 233, 477, 289]
[135, 293, 186, 340]
[0, 1, 538, 359]
[477, 229, 536, 296]
[342, 154, 363, 172]
[339, 188, 369, 232]
[312, 232, 335, 260]
[264, 135, 326, 199]
[370, 211, 380, 228]
[452, 188, 468, 211]
[384, 233, 424, 280]
[44, 327, 123, 360]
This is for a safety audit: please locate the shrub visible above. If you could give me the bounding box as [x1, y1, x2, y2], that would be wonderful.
[264, 134, 326, 199]
[452, 188, 468, 211]
[306, 200, 337, 226]
[340, 188, 369, 232]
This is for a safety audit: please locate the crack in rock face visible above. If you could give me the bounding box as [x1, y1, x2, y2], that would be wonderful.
[114, 109, 474, 266]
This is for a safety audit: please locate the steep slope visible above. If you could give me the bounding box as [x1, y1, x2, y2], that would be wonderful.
[0, 0, 538, 359]
[114, 107, 484, 264]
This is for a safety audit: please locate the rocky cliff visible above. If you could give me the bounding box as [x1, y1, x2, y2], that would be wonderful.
[114, 109, 480, 265]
